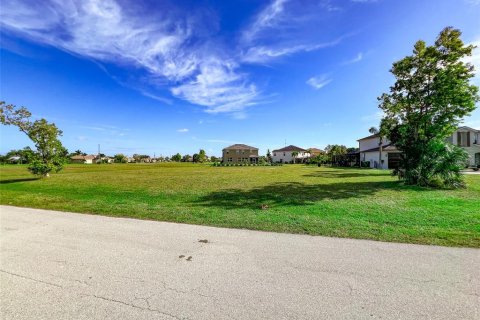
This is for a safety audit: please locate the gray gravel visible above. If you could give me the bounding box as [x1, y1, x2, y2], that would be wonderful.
[1, 205, 479, 319]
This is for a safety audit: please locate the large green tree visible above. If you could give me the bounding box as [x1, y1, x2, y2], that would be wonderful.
[379, 27, 479, 187]
[0, 102, 68, 176]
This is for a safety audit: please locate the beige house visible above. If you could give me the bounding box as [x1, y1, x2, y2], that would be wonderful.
[447, 126, 480, 166]
[70, 155, 96, 164]
[222, 144, 259, 164]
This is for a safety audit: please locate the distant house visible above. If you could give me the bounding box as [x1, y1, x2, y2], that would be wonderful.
[222, 144, 259, 164]
[7, 156, 22, 164]
[272, 145, 310, 163]
[447, 126, 480, 166]
[308, 148, 324, 157]
[358, 134, 400, 169]
[70, 155, 96, 164]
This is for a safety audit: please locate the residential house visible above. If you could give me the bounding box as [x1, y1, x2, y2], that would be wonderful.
[7, 156, 22, 164]
[308, 148, 324, 157]
[447, 126, 480, 166]
[358, 126, 480, 170]
[70, 155, 96, 164]
[222, 144, 259, 164]
[358, 134, 400, 169]
[272, 145, 310, 163]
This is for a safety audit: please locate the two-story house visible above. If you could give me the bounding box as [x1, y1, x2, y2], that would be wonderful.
[447, 126, 480, 166]
[358, 134, 400, 169]
[272, 145, 310, 163]
[222, 144, 259, 164]
[358, 126, 480, 169]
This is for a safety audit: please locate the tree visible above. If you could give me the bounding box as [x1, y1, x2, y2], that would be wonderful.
[72, 149, 86, 156]
[368, 127, 379, 135]
[198, 149, 207, 163]
[114, 154, 127, 163]
[291, 151, 298, 164]
[192, 153, 200, 163]
[210, 156, 219, 163]
[182, 154, 192, 162]
[266, 149, 272, 163]
[171, 153, 182, 162]
[379, 27, 479, 187]
[0, 102, 68, 177]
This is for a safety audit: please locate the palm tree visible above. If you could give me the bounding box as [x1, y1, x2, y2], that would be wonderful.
[291, 151, 298, 164]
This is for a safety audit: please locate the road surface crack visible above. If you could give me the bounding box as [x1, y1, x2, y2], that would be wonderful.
[0, 269, 63, 288]
[88, 293, 188, 320]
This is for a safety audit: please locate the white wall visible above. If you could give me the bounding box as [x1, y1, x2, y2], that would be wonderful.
[359, 136, 391, 152]
[272, 151, 310, 163]
[360, 151, 389, 169]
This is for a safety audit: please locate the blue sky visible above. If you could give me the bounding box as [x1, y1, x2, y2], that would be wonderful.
[1, 0, 480, 157]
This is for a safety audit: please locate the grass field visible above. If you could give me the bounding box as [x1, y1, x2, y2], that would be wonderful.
[1, 163, 479, 247]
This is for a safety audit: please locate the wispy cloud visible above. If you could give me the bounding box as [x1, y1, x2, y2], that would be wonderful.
[177, 128, 189, 133]
[0, 0, 351, 116]
[0, 0, 259, 114]
[306, 74, 332, 90]
[240, 0, 348, 64]
[342, 52, 363, 65]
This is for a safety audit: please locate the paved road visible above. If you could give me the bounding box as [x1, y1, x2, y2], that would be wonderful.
[1, 206, 479, 319]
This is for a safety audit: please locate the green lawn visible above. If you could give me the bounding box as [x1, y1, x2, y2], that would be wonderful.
[1, 163, 479, 247]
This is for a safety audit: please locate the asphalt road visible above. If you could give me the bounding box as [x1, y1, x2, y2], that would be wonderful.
[1, 205, 479, 319]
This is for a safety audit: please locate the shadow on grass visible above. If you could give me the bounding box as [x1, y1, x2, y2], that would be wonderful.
[0, 177, 39, 184]
[303, 170, 391, 178]
[195, 180, 403, 209]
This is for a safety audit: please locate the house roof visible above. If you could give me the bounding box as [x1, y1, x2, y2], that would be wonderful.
[360, 144, 398, 153]
[457, 126, 479, 132]
[222, 144, 258, 150]
[71, 155, 96, 160]
[308, 148, 323, 153]
[357, 133, 380, 141]
[272, 145, 307, 152]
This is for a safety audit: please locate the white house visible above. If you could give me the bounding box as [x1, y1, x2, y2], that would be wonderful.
[447, 126, 480, 166]
[272, 145, 310, 163]
[358, 126, 480, 170]
[358, 134, 400, 169]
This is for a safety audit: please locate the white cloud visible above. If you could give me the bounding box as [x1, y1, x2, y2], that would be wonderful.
[240, 0, 349, 64]
[0, 0, 259, 114]
[343, 52, 363, 65]
[306, 74, 332, 90]
[177, 128, 189, 133]
[241, 0, 289, 44]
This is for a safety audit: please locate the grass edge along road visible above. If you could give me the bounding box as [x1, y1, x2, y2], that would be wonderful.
[1, 163, 479, 247]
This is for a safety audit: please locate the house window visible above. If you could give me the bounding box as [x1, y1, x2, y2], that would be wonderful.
[236, 150, 240, 154]
[283, 152, 286, 156]
[458, 132, 469, 147]
[228, 158, 233, 162]
[226, 150, 229, 154]
[273, 153, 276, 156]
[475, 133, 479, 145]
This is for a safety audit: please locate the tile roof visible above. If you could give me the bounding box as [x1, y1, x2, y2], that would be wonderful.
[222, 144, 258, 150]
[272, 145, 307, 152]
